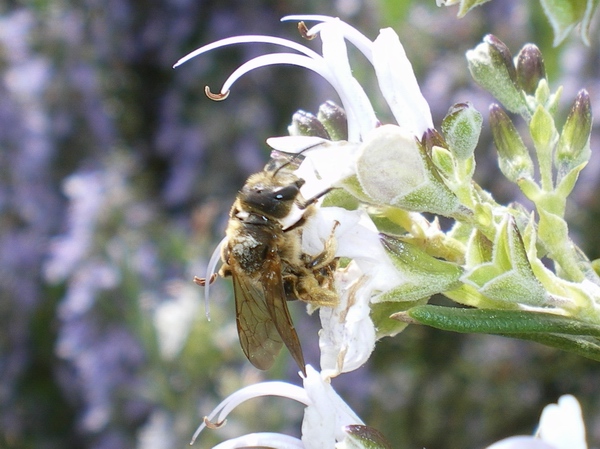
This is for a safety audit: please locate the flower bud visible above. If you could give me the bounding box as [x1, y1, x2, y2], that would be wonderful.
[556, 89, 592, 179]
[489, 104, 534, 182]
[317, 100, 348, 141]
[441, 102, 482, 161]
[516, 43, 546, 95]
[467, 35, 528, 115]
[342, 424, 393, 449]
[288, 110, 330, 138]
[356, 125, 463, 217]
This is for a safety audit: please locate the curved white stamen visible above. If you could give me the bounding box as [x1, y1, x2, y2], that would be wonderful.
[173, 35, 322, 68]
[212, 432, 304, 449]
[281, 15, 374, 62]
[205, 236, 226, 320]
[218, 53, 333, 94]
[216, 52, 374, 142]
[191, 381, 310, 444]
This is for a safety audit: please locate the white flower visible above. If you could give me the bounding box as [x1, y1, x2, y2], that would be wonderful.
[174, 13, 432, 147]
[191, 365, 364, 449]
[485, 395, 587, 449]
[301, 206, 403, 377]
[180, 15, 428, 374]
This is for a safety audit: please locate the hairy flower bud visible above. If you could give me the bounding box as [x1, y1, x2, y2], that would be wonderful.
[489, 104, 534, 182]
[441, 102, 482, 161]
[356, 125, 463, 216]
[516, 43, 547, 95]
[318, 101, 348, 141]
[467, 35, 528, 116]
[556, 89, 592, 179]
[288, 110, 331, 138]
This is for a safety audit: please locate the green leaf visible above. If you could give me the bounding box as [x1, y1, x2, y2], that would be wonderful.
[371, 300, 424, 339]
[539, 0, 588, 45]
[504, 332, 600, 362]
[400, 305, 600, 362]
[404, 305, 600, 336]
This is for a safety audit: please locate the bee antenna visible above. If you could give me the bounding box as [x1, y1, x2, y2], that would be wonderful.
[271, 141, 324, 178]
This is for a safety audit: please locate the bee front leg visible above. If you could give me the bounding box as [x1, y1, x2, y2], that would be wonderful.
[306, 220, 340, 270]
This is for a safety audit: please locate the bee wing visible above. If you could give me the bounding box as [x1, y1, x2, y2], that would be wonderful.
[262, 247, 306, 375]
[230, 259, 283, 371]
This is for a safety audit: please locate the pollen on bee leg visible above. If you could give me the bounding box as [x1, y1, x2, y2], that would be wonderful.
[193, 273, 218, 287]
[204, 86, 230, 101]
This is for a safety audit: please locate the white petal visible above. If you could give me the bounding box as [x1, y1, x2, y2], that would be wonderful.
[212, 432, 304, 449]
[485, 436, 556, 449]
[302, 207, 402, 290]
[319, 262, 376, 377]
[319, 20, 378, 141]
[301, 366, 363, 449]
[373, 28, 433, 135]
[296, 142, 360, 199]
[537, 395, 587, 449]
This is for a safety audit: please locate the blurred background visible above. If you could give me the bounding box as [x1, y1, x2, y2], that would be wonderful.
[1, 0, 600, 448]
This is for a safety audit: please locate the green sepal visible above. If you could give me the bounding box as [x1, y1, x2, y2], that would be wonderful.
[431, 145, 456, 180]
[376, 234, 463, 303]
[340, 425, 393, 449]
[530, 105, 558, 190]
[322, 187, 360, 210]
[371, 298, 428, 339]
[441, 102, 482, 161]
[489, 104, 534, 182]
[555, 162, 586, 201]
[464, 216, 548, 306]
[465, 228, 493, 266]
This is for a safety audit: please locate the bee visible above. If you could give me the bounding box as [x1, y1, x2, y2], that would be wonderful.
[196, 157, 339, 375]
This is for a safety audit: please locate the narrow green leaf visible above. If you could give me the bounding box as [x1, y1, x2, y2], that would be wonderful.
[501, 332, 600, 362]
[407, 305, 600, 335]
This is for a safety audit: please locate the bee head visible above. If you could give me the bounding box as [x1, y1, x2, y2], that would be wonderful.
[239, 170, 305, 219]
